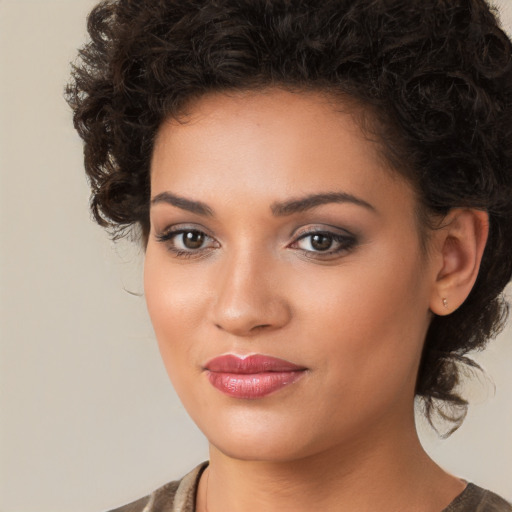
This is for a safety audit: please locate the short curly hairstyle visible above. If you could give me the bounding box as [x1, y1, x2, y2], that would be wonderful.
[66, 0, 512, 434]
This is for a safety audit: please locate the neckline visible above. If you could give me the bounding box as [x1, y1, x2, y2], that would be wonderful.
[441, 482, 478, 512]
[183, 464, 479, 512]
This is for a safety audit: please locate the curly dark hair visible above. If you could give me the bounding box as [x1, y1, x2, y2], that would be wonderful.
[66, 0, 512, 434]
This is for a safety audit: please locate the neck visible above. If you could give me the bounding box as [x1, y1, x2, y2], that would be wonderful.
[197, 412, 465, 512]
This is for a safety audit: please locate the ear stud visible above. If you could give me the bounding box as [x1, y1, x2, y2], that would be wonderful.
[442, 298, 448, 309]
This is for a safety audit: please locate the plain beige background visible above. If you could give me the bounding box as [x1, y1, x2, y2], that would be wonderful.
[0, 1, 511, 511]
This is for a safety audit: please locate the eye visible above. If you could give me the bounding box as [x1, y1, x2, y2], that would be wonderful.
[298, 233, 336, 252]
[290, 229, 357, 258]
[175, 230, 207, 250]
[155, 227, 219, 257]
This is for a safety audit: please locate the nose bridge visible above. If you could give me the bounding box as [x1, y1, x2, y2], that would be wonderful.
[211, 242, 290, 336]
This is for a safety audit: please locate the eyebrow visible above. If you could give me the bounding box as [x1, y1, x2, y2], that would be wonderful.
[271, 192, 376, 216]
[151, 191, 214, 216]
[150, 190, 375, 217]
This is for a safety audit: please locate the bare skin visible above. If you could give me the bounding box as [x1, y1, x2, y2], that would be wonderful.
[145, 88, 487, 512]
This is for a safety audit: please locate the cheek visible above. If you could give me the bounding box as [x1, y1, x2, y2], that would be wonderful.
[143, 249, 209, 378]
[293, 246, 430, 390]
[144, 243, 211, 323]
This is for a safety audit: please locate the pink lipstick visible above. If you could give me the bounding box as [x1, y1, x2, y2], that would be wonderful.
[204, 354, 306, 399]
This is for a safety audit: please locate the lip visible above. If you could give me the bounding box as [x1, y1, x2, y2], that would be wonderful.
[204, 354, 307, 399]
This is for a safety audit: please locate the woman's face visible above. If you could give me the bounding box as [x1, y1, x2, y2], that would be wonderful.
[145, 89, 438, 462]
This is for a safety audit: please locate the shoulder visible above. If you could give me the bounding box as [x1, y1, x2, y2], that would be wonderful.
[105, 462, 208, 512]
[443, 483, 512, 512]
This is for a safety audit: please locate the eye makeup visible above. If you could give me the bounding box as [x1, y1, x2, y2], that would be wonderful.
[154, 222, 358, 262]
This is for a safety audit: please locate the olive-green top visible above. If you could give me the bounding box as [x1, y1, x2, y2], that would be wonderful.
[107, 462, 512, 512]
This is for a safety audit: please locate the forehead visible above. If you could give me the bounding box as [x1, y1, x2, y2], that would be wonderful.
[150, 88, 415, 217]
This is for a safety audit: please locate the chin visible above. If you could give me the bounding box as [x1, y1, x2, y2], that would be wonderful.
[196, 410, 331, 464]
[210, 434, 311, 463]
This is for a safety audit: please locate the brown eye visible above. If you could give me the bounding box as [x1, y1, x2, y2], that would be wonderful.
[310, 234, 333, 251]
[182, 230, 205, 249]
[291, 229, 357, 258]
[155, 227, 219, 257]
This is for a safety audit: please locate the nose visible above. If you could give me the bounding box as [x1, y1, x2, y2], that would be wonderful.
[210, 249, 292, 337]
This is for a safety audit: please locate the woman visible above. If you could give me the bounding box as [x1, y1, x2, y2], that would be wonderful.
[67, 0, 512, 510]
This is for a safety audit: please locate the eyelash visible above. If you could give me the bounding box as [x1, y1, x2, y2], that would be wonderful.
[290, 229, 357, 259]
[155, 227, 357, 260]
[155, 228, 219, 259]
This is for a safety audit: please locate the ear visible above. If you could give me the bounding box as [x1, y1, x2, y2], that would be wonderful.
[429, 209, 489, 316]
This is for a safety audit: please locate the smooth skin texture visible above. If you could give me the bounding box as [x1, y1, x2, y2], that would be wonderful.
[144, 88, 488, 512]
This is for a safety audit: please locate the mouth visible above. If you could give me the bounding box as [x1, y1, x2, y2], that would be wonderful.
[203, 354, 307, 399]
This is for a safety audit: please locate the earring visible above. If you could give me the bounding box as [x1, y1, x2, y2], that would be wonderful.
[442, 298, 448, 309]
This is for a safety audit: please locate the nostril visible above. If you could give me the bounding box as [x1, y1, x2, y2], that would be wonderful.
[251, 324, 271, 332]
[214, 323, 271, 333]
[211, 292, 292, 336]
